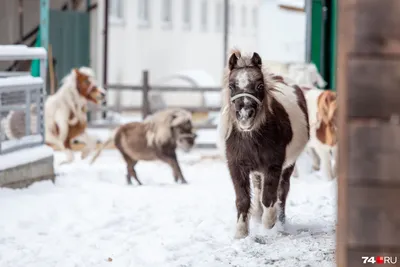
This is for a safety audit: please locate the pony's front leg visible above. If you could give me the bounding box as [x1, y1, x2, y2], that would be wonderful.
[229, 164, 251, 239]
[318, 148, 334, 180]
[276, 164, 295, 230]
[55, 119, 74, 165]
[250, 172, 263, 223]
[309, 146, 321, 171]
[79, 132, 97, 160]
[60, 149, 75, 165]
[261, 165, 282, 229]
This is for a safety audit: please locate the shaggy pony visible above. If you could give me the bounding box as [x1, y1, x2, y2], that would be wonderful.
[90, 108, 197, 185]
[219, 49, 309, 238]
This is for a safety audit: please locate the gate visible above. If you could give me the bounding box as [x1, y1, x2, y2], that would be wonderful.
[49, 10, 90, 85]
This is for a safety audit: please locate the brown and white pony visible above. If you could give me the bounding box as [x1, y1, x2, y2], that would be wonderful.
[44, 67, 106, 164]
[293, 88, 338, 180]
[219, 50, 309, 239]
[89, 108, 197, 185]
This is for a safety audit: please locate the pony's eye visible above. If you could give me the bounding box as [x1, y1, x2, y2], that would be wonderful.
[257, 84, 264, 90]
[229, 84, 235, 91]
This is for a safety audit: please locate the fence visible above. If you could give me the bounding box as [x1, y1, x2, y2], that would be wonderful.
[0, 45, 47, 154]
[87, 62, 326, 130]
[88, 70, 222, 129]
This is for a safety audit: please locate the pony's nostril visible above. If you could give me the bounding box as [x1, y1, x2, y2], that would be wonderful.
[248, 108, 255, 118]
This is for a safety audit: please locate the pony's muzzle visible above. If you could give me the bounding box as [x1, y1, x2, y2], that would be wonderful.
[237, 107, 255, 121]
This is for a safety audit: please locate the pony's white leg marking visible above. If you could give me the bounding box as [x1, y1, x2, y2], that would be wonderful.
[60, 149, 74, 165]
[292, 165, 299, 178]
[262, 201, 278, 229]
[234, 214, 249, 239]
[45, 130, 65, 150]
[318, 147, 334, 180]
[331, 145, 338, 178]
[80, 132, 97, 159]
[250, 172, 263, 222]
[275, 200, 285, 231]
[309, 146, 321, 171]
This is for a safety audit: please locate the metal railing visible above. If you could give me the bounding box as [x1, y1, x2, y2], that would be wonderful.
[0, 45, 47, 154]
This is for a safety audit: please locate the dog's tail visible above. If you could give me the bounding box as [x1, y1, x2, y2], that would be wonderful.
[89, 128, 118, 165]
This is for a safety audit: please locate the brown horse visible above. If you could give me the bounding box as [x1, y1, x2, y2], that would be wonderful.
[219, 49, 310, 239]
[90, 108, 197, 185]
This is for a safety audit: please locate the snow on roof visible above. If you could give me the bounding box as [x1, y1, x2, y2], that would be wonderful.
[0, 76, 44, 88]
[0, 45, 47, 61]
[278, 0, 305, 9]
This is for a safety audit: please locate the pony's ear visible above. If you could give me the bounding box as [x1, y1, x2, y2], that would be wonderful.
[228, 52, 240, 70]
[251, 52, 262, 68]
[171, 113, 189, 127]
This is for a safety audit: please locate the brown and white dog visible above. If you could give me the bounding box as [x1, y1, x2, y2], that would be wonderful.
[44, 67, 106, 164]
[293, 87, 338, 180]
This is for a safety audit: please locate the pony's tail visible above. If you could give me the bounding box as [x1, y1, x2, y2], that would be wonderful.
[89, 128, 117, 165]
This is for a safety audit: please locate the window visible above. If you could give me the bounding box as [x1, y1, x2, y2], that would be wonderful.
[200, 0, 208, 31]
[109, 0, 124, 24]
[161, 0, 172, 28]
[252, 7, 258, 29]
[241, 6, 247, 28]
[183, 0, 192, 30]
[215, 2, 222, 31]
[138, 0, 150, 27]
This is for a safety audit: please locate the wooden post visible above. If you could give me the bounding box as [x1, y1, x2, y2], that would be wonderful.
[223, 0, 229, 67]
[337, 0, 400, 266]
[102, 0, 109, 119]
[142, 70, 150, 120]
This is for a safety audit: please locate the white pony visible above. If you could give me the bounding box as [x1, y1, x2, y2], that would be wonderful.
[44, 67, 106, 164]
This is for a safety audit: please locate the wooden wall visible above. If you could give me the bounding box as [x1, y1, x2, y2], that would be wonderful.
[337, 0, 400, 266]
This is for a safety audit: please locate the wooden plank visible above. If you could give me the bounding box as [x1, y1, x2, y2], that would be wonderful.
[104, 84, 143, 91]
[337, 0, 356, 266]
[347, 249, 400, 267]
[151, 106, 221, 113]
[353, 0, 400, 55]
[151, 86, 221, 92]
[348, 186, 400, 247]
[348, 58, 400, 119]
[349, 124, 400, 185]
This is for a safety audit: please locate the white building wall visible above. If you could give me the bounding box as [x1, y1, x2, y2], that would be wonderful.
[257, 0, 306, 63]
[93, 0, 260, 109]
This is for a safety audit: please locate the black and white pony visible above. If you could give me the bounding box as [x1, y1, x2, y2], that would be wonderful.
[219, 49, 310, 239]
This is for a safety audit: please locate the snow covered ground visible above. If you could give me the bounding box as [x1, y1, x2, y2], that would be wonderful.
[0, 148, 336, 267]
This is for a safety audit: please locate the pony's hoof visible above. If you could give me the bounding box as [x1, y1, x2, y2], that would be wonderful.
[234, 229, 249, 239]
[181, 180, 188, 184]
[262, 206, 277, 229]
[81, 150, 90, 160]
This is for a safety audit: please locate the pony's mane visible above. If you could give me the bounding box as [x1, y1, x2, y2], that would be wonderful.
[145, 108, 192, 147]
[59, 66, 96, 90]
[220, 49, 288, 141]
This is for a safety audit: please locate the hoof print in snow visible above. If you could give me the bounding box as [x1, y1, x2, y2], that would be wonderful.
[253, 236, 267, 244]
